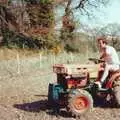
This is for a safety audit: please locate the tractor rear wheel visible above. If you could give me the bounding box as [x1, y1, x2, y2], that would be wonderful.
[113, 80, 120, 105]
[67, 89, 93, 117]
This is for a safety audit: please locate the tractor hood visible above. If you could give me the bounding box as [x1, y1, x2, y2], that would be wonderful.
[53, 64, 99, 78]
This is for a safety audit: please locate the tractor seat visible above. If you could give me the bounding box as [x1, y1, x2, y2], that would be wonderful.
[107, 70, 120, 80]
[109, 69, 120, 74]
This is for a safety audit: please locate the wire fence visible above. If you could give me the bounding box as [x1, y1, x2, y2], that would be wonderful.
[0, 51, 120, 95]
[0, 51, 99, 78]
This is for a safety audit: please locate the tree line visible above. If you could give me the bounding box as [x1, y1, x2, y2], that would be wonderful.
[1, 0, 120, 54]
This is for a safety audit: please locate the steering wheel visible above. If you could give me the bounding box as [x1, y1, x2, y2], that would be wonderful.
[88, 58, 105, 64]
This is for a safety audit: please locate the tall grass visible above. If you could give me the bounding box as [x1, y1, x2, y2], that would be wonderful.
[0, 49, 99, 76]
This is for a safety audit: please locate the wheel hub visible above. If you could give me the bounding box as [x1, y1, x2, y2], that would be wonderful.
[73, 96, 89, 111]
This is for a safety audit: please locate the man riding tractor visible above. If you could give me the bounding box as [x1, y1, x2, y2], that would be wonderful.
[95, 37, 120, 88]
[48, 37, 120, 118]
[89, 37, 120, 106]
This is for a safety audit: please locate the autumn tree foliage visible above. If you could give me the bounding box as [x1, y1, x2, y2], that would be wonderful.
[0, 0, 57, 49]
[0, 0, 110, 52]
[55, 0, 110, 52]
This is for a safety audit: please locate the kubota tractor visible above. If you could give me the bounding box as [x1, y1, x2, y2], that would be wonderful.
[48, 58, 120, 117]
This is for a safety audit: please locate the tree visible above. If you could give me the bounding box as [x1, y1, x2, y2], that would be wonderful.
[0, 0, 57, 49]
[97, 23, 120, 50]
[56, 0, 110, 52]
[54, 0, 110, 14]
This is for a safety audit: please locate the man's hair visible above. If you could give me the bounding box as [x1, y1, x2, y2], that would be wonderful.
[97, 37, 108, 44]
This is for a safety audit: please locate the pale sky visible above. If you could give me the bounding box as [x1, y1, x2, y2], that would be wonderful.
[73, 0, 120, 28]
[103, 0, 120, 24]
[55, 0, 120, 30]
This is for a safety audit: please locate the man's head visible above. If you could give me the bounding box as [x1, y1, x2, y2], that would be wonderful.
[97, 37, 108, 44]
[97, 37, 108, 49]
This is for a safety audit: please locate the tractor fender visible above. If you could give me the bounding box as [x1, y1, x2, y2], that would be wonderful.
[106, 71, 120, 88]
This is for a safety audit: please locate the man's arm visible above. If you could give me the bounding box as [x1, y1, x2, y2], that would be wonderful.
[100, 52, 105, 60]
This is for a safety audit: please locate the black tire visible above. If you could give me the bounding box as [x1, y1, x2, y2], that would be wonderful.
[113, 80, 120, 105]
[67, 89, 93, 117]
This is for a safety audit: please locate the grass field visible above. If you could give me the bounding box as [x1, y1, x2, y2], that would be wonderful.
[0, 48, 120, 120]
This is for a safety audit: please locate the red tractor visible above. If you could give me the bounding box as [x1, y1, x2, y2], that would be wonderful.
[48, 58, 120, 117]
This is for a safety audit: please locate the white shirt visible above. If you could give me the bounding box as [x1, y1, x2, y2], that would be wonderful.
[105, 45, 120, 65]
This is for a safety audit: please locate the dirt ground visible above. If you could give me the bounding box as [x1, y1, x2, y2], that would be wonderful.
[0, 66, 120, 120]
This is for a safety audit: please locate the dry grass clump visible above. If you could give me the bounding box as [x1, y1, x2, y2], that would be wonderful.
[0, 48, 40, 60]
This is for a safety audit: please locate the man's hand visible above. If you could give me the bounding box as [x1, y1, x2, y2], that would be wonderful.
[94, 81, 102, 89]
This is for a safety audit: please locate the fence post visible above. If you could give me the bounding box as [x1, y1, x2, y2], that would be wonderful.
[50, 53, 53, 66]
[53, 54, 56, 65]
[86, 41, 89, 60]
[17, 52, 20, 74]
[39, 52, 42, 68]
[70, 52, 73, 63]
[63, 51, 66, 63]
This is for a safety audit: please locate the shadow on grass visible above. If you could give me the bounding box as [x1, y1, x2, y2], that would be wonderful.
[93, 96, 118, 109]
[13, 99, 71, 118]
[13, 99, 48, 112]
[13, 96, 119, 118]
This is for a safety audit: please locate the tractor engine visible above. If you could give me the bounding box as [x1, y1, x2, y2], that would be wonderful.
[53, 64, 89, 89]
[49, 63, 98, 105]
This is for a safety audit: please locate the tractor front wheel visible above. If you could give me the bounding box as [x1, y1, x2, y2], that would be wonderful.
[67, 89, 93, 117]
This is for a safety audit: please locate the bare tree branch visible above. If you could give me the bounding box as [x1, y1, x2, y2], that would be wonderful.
[75, 0, 88, 9]
[65, 0, 72, 14]
[87, 1, 97, 8]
